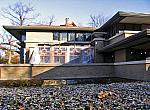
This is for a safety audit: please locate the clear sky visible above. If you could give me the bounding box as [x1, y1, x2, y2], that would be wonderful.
[0, 0, 150, 26]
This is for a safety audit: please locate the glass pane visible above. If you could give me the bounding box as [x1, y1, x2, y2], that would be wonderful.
[80, 48, 94, 63]
[53, 32, 59, 40]
[54, 56, 65, 63]
[84, 33, 92, 41]
[68, 32, 75, 41]
[39, 46, 51, 63]
[60, 56, 65, 63]
[54, 46, 66, 64]
[54, 56, 59, 63]
[76, 33, 84, 41]
[60, 32, 67, 41]
[41, 56, 50, 63]
[69, 48, 81, 63]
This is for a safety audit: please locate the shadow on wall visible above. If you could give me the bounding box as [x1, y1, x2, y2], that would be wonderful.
[30, 47, 99, 80]
[32, 62, 113, 80]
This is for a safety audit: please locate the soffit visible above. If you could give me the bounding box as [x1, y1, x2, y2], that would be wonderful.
[120, 16, 150, 24]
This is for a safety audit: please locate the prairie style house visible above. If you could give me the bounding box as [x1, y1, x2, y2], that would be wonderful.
[2, 11, 150, 81]
[3, 11, 150, 64]
[4, 18, 95, 64]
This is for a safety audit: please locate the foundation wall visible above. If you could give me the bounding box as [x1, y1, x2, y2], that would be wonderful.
[0, 63, 113, 80]
[114, 60, 150, 81]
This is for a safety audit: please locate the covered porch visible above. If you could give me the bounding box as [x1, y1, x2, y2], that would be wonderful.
[97, 29, 150, 63]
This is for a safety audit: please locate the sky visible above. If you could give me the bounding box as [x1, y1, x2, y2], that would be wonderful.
[0, 0, 150, 27]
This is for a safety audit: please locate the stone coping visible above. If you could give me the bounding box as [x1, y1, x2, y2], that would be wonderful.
[0, 60, 150, 67]
[0, 63, 113, 67]
[114, 60, 150, 65]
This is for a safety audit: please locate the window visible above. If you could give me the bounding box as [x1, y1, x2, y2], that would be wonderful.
[81, 48, 94, 63]
[54, 47, 67, 64]
[39, 46, 51, 63]
[60, 32, 67, 41]
[54, 56, 65, 64]
[68, 32, 75, 41]
[84, 33, 92, 41]
[53, 32, 59, 40]
[69, 48, 81, 63]
[76, 33, 84, 41]
[21, 35, 26, 41]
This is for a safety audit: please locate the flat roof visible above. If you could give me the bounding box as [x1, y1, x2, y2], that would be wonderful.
[3, 25, 95, 40]
[96, 11, 150, 32]
[97, 29, 150, 53]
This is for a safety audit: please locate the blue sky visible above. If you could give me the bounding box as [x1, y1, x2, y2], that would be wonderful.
[0, 0, 150, 26]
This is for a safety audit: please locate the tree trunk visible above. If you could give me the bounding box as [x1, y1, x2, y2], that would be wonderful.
[8, 50, 11, 64]
[8, 43, 12, 64]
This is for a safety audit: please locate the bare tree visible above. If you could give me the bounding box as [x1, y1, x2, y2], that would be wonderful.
[1, 1, 40, 63]
[1, 1, 40, 26]
[89, 14, 107, 28]
[37, 16, 55, 25]
[48, 15, 55, 25]
[0, 31, 19, 64]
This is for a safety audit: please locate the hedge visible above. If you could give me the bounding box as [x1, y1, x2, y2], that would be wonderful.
[0, 80, 44, 87]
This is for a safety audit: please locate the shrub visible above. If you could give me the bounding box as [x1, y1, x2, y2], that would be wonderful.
[0, 80, 44, 87]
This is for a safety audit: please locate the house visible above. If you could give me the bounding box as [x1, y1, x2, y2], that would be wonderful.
[2, 11, 150, 81]
[3, 18, 95, 64]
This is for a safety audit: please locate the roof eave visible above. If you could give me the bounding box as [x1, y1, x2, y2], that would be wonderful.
[3, 25, 96, 41]
[97, 29, 150, 53]
[95, 11, 150, 32]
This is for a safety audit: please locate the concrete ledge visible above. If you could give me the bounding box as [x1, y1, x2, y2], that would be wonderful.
[114, 60, 150, 81]
[0, 63, 114, 67]
[0, 64, 31, 67]
[114, 60, 150, 65]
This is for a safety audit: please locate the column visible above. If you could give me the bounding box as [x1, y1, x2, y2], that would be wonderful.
[66, 46, 70, 63]
[20, 34, 26, 64]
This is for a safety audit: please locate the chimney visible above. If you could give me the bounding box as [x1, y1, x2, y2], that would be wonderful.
[65, 18, 69, 25]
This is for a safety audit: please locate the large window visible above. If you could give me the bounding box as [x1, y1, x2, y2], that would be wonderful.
[39, 46, 51, 63]
[68, 32, 75, 41]
[30, 46, 94, 64]
[54, 47, 67, 64]
[53, 32, 59, 40]
[80, 48, 94, 63]
[69, 48, 81, 63]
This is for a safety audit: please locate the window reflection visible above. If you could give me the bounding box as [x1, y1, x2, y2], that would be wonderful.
[53, 32, 92, 42]
[53, 32, 59, 40]
[31, 46, 94, 64]
[84, 33, 92, 41]
[60, 32, 67, 41]
[70, 48, 81, 63]
[76, 33, 84, 41]
[54, 47, 67, 64]
[39, 46, 50, 63]
[68, 32, 75, 41]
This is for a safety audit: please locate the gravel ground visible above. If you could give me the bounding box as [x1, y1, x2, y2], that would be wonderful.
[0, 82, 149, 110]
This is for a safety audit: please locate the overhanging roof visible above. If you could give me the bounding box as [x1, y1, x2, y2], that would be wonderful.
[98, 29, 150, 53]
[96, 11, 150, 32]
[3, 25, 95, 40]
